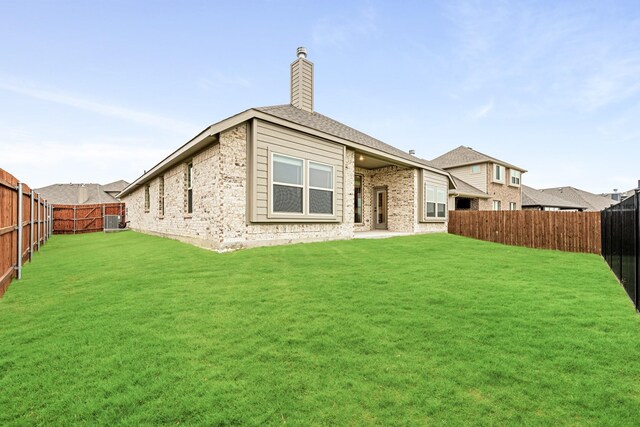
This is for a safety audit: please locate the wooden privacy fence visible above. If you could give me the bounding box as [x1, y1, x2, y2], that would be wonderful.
[0, 168, 53, 298]
[53, 203, 126, 234]
[448, 210, 601, 254]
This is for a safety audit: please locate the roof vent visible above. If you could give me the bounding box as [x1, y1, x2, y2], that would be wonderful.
[296, 46, 307, 59]
[409, 149, 416, 155]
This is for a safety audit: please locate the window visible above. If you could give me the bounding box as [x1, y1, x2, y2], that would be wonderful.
[309, 162, 333, 214]
[271, 153, 335, 217]
[493, 164, 505, 183]
[144, 184, 150, 212]
[273, 154, 304, 213]
[186, 163, 193, 214]
[510, 169, 521, 186]
[471, 165, 481, 174]
[354, 174, 363, 223]
[493, 200, 501, 211]
[425, 184, 447, 219]
[510, 202, 516, 210]
[158, 176, 165, 216]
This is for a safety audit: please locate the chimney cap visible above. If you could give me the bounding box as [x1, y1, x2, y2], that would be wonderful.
[296, 46, 307, 59]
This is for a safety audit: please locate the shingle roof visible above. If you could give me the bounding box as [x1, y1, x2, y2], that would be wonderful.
[102, 180, 129, 193]
[450, 175, 490, 198]
[255, 105, 440, 170]
[522, 185, 586, 210]
[35, 183, 124, 205]
[539, 186, 616, 211]
[431, 145, 525, 171]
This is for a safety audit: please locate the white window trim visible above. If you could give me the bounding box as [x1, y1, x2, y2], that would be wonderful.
[271, 153, 305, 216]
[493, 200, 501, 211]
[509, 202, 516, 211]
[493, 164, 505, 184]
[268, 151, 337, 220]
[308, 161, 335, 217]
[423, 181, 448, 221]
[509, 169, 521, 187]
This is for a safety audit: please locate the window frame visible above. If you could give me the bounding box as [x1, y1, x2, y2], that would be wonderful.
[268, 151, 337, 220]
[509, 169, 521, 187]
[144, 184, 150, 213]
[308, 161, 335, 216]
[493, 164, 505, 184]
[423, 180, 448, 221]
[354, 174, 364, 224]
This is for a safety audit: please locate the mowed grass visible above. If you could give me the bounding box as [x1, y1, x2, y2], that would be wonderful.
[1, 232, 639, 426]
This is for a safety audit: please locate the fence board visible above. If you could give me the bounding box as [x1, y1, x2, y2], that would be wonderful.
[448, 210, 601, 254]
[0, 168, 51, 298]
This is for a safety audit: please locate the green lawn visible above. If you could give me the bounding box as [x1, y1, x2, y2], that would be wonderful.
[1, 232, 639, 426]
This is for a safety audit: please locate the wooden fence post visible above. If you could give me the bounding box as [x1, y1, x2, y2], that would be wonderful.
[29, 190, 34, 262]
[37, 193, 41, 251]
[16, 182, 23, 280]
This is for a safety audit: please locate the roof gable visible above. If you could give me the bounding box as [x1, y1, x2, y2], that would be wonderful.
[522, 185, 586, 209]
[431, 145, 526, 172]
[539, 186, 616, 211]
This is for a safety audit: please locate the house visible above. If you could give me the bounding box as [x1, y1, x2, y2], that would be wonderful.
[537, 186, 616, 211]
[602, 180, 640, 203]
[35, 180, 129, 205]
[521, 185, 586, 211]
[430, 146, 526, 211]
[117, 48, 454, 251]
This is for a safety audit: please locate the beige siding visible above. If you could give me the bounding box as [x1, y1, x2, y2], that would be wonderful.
[252, 119, 344, 222]
[447, 164, 487, 192]
[290, 58, 313, 112]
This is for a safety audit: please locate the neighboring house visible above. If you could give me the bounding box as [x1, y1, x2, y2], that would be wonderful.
[117, 48, 454, 251]
[602, 181, 640, 203]
[35, 180, 129, 205]
[521, 185, 586, 211]
[538, 186, 616, 211]
[430, 146, 526, 211]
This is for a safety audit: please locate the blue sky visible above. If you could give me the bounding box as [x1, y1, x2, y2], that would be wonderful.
[1, 0, 639, 193]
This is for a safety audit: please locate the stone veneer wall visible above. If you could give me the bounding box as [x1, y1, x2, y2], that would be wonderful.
[355, 165, 447, 233]
[123, 143, 222, 250]
[124, 122, 356, 251]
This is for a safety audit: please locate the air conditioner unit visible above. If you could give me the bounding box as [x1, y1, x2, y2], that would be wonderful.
[104, 215, 121, 231]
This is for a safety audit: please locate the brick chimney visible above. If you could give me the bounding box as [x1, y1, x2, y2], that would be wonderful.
[290, 47, 313, 112]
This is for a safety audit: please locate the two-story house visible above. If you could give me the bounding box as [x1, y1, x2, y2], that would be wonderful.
[431, 146, 526, 211]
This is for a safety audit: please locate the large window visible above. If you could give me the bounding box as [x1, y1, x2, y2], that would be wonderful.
[186, 163, 193, 214]
[494, 164, 505, 183]
[425, 184, 447, 219]
[354, 174, 363, 223]
[510, 169, 521, 186]
[272, 153, 335, 216]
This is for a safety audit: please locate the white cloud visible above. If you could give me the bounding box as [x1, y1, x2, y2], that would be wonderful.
[472, 99, 494, 119]
[0, 81, 198, 134]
